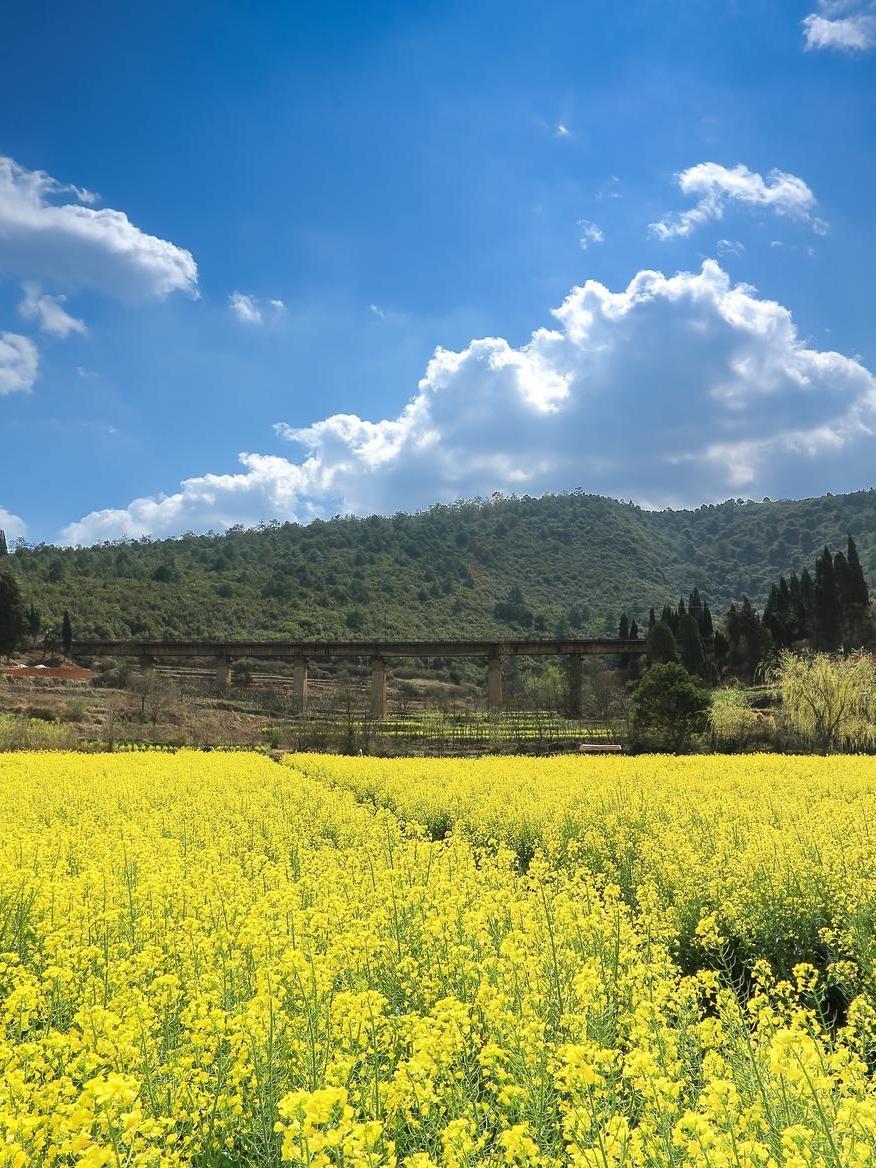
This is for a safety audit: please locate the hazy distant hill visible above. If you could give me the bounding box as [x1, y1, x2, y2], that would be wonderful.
[7, 490, 876, 642]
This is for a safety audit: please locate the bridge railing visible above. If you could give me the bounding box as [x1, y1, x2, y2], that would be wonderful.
[72, 637, 648, 717]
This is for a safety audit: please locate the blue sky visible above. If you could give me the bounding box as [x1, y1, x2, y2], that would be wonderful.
[1, 0, 874, 545]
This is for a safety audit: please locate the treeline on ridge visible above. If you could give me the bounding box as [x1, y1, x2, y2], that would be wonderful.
[0, 489, 874, 645]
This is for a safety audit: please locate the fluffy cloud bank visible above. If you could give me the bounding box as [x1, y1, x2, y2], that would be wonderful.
[0, 332, 38, 395]
[650, 163, 826, 240]
[0, 505, 27, 541]
[803, 2, 876, 51]
[0, 156, 198, 300]
[60, 261, 876, 545]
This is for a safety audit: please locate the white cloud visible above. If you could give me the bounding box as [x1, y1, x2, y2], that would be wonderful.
[650, 162, 826, 240]
[18, 281, 87, 338]
[229, 291, 286, 324]
[61, 454, 314, 544]
[554, 123, 571, 138]
[803, 2, 876, 50]
[0, 332, 38, 395]
[0, 505, 27, 542]
[60, 261, 876, 545]
[0, 155, 197, 299]
[716, 239, 745, 257]
[229, 292, 262, 324]
[577, 220, 604, 250]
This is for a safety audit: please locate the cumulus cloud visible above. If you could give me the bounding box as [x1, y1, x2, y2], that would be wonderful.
[59, 261, 876, 545]
[0, 155, 197, 299]
[18, 281, 87, 338]
[577, 220, 604, 250]
[650, 163, 827, 240]
[803, 2, 876, 50]
[0, 332, 38, 395]
[0, 505, 27, 541]
[229, 291, 286, 324]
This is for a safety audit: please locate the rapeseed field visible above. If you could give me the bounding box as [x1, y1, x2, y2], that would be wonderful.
[1, 752, 876, 1167]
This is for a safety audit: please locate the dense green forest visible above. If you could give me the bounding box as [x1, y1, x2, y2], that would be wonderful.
[2, 490, 875, 642]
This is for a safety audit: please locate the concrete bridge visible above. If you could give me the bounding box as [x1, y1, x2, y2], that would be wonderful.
[72, 637, 647, 717]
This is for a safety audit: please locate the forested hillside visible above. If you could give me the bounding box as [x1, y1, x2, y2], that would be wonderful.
[4, 490, 875, 641]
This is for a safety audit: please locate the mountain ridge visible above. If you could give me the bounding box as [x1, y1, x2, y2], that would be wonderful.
[5, 488, 875, 642]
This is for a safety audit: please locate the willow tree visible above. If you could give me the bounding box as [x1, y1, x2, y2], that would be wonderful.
[774, 650, 875, 753]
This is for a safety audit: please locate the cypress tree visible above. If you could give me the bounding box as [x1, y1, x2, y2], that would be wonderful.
[629, 619, 640, 640]
[0, 571, 25, 658]
[764, 580, 793, 649]
[788, 572, 804, 640]
[61, 611, 73, 658]
[661, 605, 678, 635]
[814, 546, 841, 650]
[701, 605, 714, 639]
[0, 529, 7, 556]
[844, 535, 870, 645]
[799, 568, 815, 639]
[846, 536, 869, 606]
[723, 596, 769, 681]
[678, 613, 705, 677]
[646, 619, 677, 665]
[834, 550, 853, 609]
[618, 613, 630, 640]
[648, 608, 656, 630]
[688, 588, 704, 628]
[778, 575, 792, 623]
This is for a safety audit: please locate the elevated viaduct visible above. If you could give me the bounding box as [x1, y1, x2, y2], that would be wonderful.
[72, 638, 647, 718]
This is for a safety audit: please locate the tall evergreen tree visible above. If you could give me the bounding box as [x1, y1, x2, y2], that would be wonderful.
[688, 588, 704, 629]
[842, 535, 871, 646]
[778, 575, 792, 627]
[661, 605, 678, 635]
[61, 610, 73, 658]
[764, 578, 794, 649]
[0, 529, 7, 556]
[701, 605, 714, 640]
[724, 596, 770, 681]
[629, 619, 640, 640]
[648, 608, 656, 630]
[646, 619, 677, 665]
[618, 613, 630, 640]
[814, 546, 841, 650]
[678, 612, 705, 677]
[846, 535, 869, 607]
[0, 571, 25, 658]
[799, 568, 816, 640]
[833, 550, 853, 609]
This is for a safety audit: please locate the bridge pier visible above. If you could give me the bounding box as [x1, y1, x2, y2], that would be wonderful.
[370, 656, 387, 719]
[487, 653, 503, 712]
[139, 653, 156, 676]
[293, 656, 308, 711]
[567, 653, 583, 719]
[214, 656, 232, 692]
